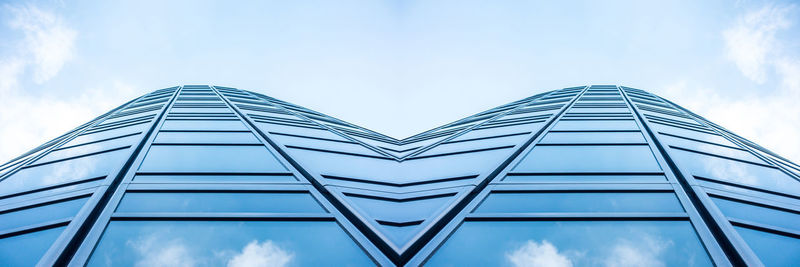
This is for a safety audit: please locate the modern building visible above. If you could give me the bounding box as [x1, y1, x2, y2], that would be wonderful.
[0, 85, 798, 266]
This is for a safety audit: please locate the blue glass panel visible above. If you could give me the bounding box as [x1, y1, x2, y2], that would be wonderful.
[154, 132, 260, 144]
[87, 221, 373, 266]
[170, 107, 231, 113]
[503, 174, 667, 183]
[514, 145, 662, 173]
[160, 120, 247, 131]
[116, 192, 324, 213]
[670, 149, 800, 195]
[139, 145, 286, 173]
[0, 148, 129, 196]
[661, 135, 763, 163]
[475, 192, 683, 213]
[66, 123, 149, 147]
[36, 134, 139, 164]
[0, 226, 65, 266]
[734, 226, 800, 266]
[0, 197, 88, 231]
[552, 120, 639, 131]
[133, 174, 297, 183]
[567, 107, 630, 113]
[427, 221, 712, 266]
[712, 197, 800, 231]
[540, 131, 645, 144]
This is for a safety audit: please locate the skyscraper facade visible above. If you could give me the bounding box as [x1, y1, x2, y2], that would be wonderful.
[0, 85, 798, 266]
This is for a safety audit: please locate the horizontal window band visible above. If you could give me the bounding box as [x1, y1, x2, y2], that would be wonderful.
[658, 132, 746, 151]
[81, 120, 151, 135]
[507, 172, 666, 176]
[707, 192, 800, 215]
[342, 192, 457, 203]
[320, 174, 477, 187]
[149, 143, 263, 146]
[549, 130, 641, 133]
[443, 132, 531, 144]
[0, 193, 92, 214]
[253, 119, 325, 130]
[695, 176, 800, 200]
[23, 146, 131, 169]
[135, 172, 294, 176]
[377, 146, 421, 153]
[0, 217, 72, 239]
[489, 189, 674, 194]
[158, 130, 251, 133]
[406, 145, 515, 160]
[110, 213, 335, 221]
[648, 120, 720, 136]
[0, 176, 105, 200]
[535, 143, 649, 146]
[728, 217, 800, 239]
[284, 145, 393, 160]
[125, 189, 309, 193]
[268, 131, 358, 144]
[475, 120, 547, 130]
[465, 212, 689, 221]
[669, 146, 775, 168]
[55, 132, 141, 151]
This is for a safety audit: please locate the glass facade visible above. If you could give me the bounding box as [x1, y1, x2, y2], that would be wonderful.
[0, 84, 798, 266]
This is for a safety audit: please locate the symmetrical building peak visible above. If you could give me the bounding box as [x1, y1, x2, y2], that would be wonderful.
[0, 85, 798, 266]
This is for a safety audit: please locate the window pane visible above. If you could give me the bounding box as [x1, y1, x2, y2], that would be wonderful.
[427, 221, 711, 266]
[160, 120, 248, 131]
[139, 145, 286, 173]
[734, 226, 800, 266]
[540, 131, 646, 144]
[87, 221, 373, 266]
[475, 192, 683, 213]
[670, 149, 800, 195]
[0, 148, 129, 196]
[154, 132, 260, 144]
[133, 174, 297, 183]
[0, 197, 88, 231]
[36, 133, 138, 164]
[712, 197, 800, 231]
[116, 192, 324, 213]
[503, 174, 667, 183]
[513, 145, 662, 173]
[552, 120, 639, 131]
[0, 226, 65, 266]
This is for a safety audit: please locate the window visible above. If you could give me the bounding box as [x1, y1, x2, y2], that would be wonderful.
[133, 174, 297, 183]
[734, 226, 800, 266]
[540, 131, 646, 144]
[0, 148, 129, 196]
[116, 192, 324, 213]
[502, 174, 667, 183]
[513, 145, 662, 173]
[427, 221, 712, 266]
[551, 120, 639, 131]
[711, 197, 800, 231]
[154, 132, 260, 144]
[0, 197, 88, 232]
[36, 135, 139, 164]
[0, 226, 65, 266]
[670, 149, 800, 195]
[160, 120, 248, 131]
[87, 221, 373, 266]
[138, 145, 287, 173]
[475, 192, 683, 213]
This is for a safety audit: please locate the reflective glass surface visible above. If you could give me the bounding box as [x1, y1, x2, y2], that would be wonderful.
[160, 120, 248, 131]
[711, 197, 800, 231]
[36, 134, 139, 163]
[552, 120, 639, 131]
[133, 174, 298, 183]
[87, 221, 373, 266]
[514, 145, 662, 173]
[116, 192, 324, 213]
[139, 145, 287, 173]
[475, 192, 683, 213]
[427, 221, 712, 266]
[0, 197, 88, 231]
[540, 131, 646, 144]
[503, 174, 667, 183]
[0, 148, 129, 195]
[154, 132, 260, 144]
[0, 226, 65, 266]
[671, 149, 800, 195]
[734, 226, 800, 266]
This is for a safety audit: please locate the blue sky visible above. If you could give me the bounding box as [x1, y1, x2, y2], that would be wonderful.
[1, 0, 799, 163]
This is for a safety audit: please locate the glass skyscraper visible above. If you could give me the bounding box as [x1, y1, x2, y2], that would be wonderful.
[0, 85, 798, 266]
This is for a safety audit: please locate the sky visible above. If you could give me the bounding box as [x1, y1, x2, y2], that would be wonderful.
[1, 0, 799, 164]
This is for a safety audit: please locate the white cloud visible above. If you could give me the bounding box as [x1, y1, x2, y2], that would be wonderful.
[722, 4, 792, 83]
[604, 235, 671, 267]
[506, 240, 573, 267]
[6, 4, 76, 84]
[227, 240, 293, 267]
[127, 235, 197, 267]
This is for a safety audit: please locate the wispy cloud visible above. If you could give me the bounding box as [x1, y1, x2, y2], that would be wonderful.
[127, 234, 197, 267]
[506, 240, 573, 267]
[227, 240, 293, 267]
[6, 4, 76, 83]
[604, 235, 671, 267]
[722, 4, 792, 83]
